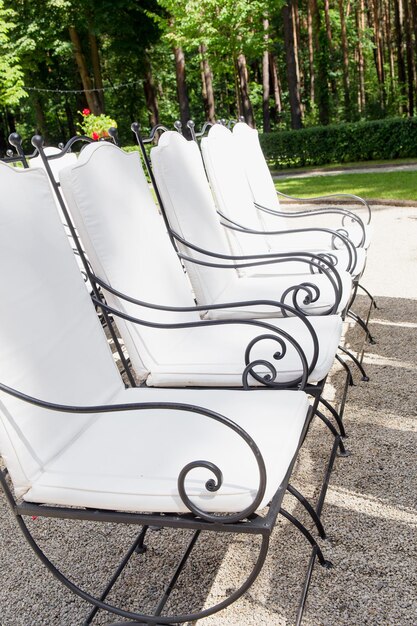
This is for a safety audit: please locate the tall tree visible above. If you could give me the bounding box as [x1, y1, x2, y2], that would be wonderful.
[199, 43, 215, 122]
[310, 0, 330, 124]
[356, 0, 366, 114]
[338, 0, 351, 118]
[174, 45, 191, 128]
[282, 0, 302, 129]
[262, 17, 271, 132]
[68, 25, 101, 114]
[236, 51, 255, 125]
[403, 0, 415, 115]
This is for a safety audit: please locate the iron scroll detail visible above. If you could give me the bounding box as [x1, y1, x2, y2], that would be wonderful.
[243, 334, 288, 388]
[280, 282, 321, 316]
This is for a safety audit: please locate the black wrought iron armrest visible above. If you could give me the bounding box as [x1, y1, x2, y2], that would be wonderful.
[170, 228, 343, 281]
[93, 272, 318, 382]
[0, 381, 266, 524]
[214, 211, 357, 274]
[254, 202, 367, 248]
[169, 230, 342, 313]
[275, 189, 372, 225]
[94, 289, 314, 389]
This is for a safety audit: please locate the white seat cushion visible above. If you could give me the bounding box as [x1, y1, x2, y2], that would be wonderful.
[145, 314, 342, 386]
[24, 387, 310, 514]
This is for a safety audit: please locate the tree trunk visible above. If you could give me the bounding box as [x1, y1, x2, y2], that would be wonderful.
[143, 56, 159, 127]
[307, 0, 315, 104]
[371, 0, 386, 111]
[411, 0, 417, 112]
[88, 30, 105, 113]
[236, 52, 255, 126]
[411, 0, 417, 51]
[323, 0, 337, 94]
[64, 96, 76, 138]
[394, 0, 407, 113]
[199, 44, 215, 122]
[68, 26, 100, 115]
[356, 0, 366, 113]
[292, 0, 304, 116]
[262, 18, 271, 132]
[282, 1, 302, 129]
[270, 53, 283, 119]
[310, 0, 330, 124]
[33, 95, 49, 140]
[173, 46, 191, 131]
[403, 0, 415, 116]
[338, 0, 351, 118]
[384, 0, 396, 94]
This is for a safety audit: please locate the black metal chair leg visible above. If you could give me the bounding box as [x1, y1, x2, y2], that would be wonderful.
[279, 508, 332, 568]
[287, 484, 326, 539]
[338, 345, 369, 381]
[347, 310, 376, 344]
[83, 526, 150, 625]
[315, 410, 351, 457]
[335, 354, 354, 387]
[319, 396, 347, 439]
[358, 283, 378, 309]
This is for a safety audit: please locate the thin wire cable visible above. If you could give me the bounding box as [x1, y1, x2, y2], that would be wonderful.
[23, 80, 144, 94]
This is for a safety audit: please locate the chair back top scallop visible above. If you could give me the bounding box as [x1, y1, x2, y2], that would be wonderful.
[201, 124, 274, 255]
[59, 142, 202, 378]
[0, 163, 123, 497]
[29, 146, 77, 183]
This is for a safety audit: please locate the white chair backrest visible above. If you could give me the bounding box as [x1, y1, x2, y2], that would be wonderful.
[201, 124, 272, 255]
[59, 142, 201, 379]
[29, 146, 77, 183]
[0, 163, 123, 497]
[232, 122, 283, 210]
[151, 131, 238, 303]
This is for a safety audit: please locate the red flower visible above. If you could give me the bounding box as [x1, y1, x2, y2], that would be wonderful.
[92, 131, 99, 141]
[82, 108, 91, 116]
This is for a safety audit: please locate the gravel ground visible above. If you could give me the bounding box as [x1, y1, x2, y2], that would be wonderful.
[1, 205, 416, 626]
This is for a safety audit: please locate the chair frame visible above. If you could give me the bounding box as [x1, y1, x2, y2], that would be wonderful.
[33, 134, 353, 440]
[0, 379, 337, 625]
[132, 123, 348, 317]
[181, 120, 376, 356]
[0, 139, 348, 625]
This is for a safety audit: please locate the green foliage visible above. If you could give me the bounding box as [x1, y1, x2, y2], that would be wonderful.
[260, 118, 417, 168]
[78, 108, 117, 139]
[0, 1, 26, 106]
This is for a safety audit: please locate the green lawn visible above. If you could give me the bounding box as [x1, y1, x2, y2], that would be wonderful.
[275, 170, 417, 201]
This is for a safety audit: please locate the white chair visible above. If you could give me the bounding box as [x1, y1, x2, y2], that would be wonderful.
[232, 121, 372, 249]
[201, 123, 367, 279]
[0, 161, 331, 625]
[58, 141, 345, 393]
[149, 131, 353, 316]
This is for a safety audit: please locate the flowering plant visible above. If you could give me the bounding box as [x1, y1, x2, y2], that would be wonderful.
[78, 108, 117, 140]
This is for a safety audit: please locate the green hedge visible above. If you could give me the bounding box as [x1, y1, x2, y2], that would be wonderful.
[259, 118, 417, 169]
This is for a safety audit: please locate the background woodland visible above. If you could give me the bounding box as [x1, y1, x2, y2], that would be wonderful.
[1, 0, 417, 152]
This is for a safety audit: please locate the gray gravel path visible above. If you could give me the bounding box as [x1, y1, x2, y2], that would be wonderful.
[1, 205, 416, 626]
